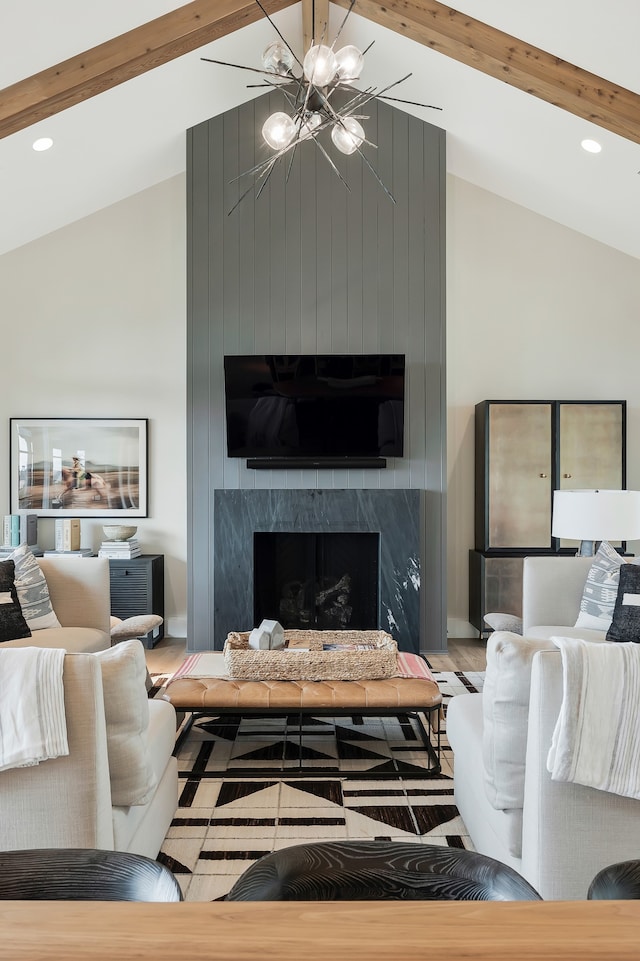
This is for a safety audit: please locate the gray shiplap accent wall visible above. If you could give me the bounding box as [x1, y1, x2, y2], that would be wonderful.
[187, 91, 446, 652]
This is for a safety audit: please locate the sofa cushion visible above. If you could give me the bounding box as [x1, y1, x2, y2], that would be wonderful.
[10, 544, 61, 631]
[94, 640, 157, 806]
[606, 564, 640, 643]
[575, 541, 640, 632]
[482, 631, 558, 811]
[0, 560, 32, 643]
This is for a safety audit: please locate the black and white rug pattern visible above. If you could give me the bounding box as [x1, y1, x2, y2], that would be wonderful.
[152, 670, 484, 901]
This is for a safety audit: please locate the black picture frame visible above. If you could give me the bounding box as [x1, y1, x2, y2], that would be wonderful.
[10, 417, 148, 517]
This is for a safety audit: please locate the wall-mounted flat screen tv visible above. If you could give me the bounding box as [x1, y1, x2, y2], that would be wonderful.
[223, 354, 406, 461]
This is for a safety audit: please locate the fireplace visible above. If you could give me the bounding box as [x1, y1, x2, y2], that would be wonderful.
[212, 489, 421, 652]
[254, 532, 379, 631]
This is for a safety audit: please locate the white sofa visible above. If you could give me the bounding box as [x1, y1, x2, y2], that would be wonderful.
[0, 644, 178, 858]
[3, 555, 111, 653]
[448, 554, 640, 900]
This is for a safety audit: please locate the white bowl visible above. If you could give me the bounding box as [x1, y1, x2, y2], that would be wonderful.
[102, 525, 137, 542]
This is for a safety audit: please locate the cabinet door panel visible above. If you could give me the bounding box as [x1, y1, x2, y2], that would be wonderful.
[558, 403, 624, 549]
[488, 403, 552, 549]
[559, 404, 623, 490]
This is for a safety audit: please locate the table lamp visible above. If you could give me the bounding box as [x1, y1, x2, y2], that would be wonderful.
[551, 489, 640, 556]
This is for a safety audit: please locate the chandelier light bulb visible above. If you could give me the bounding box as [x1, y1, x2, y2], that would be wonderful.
[262, 41, 294, 76]
[303, 44, 338, 86]
[334, 45, 365, 81]
[298, 112, 323, 139]
[331, 117, 365, 155]
[262, 112, 297, 150]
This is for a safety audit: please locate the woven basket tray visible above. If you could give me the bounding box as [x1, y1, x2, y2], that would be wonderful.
[223, 630, 398, 681]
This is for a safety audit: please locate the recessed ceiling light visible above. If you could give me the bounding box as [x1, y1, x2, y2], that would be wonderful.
[581, 138, 602, 154]
[32, 137, 53, 152]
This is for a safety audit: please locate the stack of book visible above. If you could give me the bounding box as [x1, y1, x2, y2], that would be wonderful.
[43, 547, 94, 557]
[2, 513, 40, 553]
[98, 538, 142, 559]
[54, 518, 81, 552]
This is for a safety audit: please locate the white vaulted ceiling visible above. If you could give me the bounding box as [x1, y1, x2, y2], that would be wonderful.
[0, 0, 639, 258]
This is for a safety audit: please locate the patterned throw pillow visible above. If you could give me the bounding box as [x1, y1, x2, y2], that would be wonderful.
[9, 544, 61, 631]
[606, 564, 640, 643]
[575, 541, 640, 632]
[0, 559, 32, 642]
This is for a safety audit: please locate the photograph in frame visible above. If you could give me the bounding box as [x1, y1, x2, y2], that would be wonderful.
[10, 418, 148, 518]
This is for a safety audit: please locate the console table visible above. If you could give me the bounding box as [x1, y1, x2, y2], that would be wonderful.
[108, 554, 164, 648]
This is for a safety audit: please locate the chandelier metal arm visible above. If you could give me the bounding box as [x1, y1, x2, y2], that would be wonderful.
[352, 141, 396, 203]
[200, 56, 293, 81]
[330, 0, 357, 50]
[255, 0, 304, 72]
[379, 95, 443, 111]
[311, 136, 353, 191]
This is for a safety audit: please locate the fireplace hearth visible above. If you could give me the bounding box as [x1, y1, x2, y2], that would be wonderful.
[254, 532, 379, 631]
[213, 489, 421, 652]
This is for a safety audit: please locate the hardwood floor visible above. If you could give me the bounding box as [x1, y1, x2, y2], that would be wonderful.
[145, 636, 487, 674]
[428, 637, 487, 672]
[144, 636, 187, 674]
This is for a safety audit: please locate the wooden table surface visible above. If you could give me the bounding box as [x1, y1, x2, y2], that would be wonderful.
[1, 900, 640, 960]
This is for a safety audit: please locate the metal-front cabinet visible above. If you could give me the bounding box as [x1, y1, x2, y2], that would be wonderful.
[471, 400, 625, 635]
[108, 553, 165, 648]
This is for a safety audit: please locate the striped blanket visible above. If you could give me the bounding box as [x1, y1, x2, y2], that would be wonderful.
[547, 636, 640, 800]
[0, 647, 68, 772]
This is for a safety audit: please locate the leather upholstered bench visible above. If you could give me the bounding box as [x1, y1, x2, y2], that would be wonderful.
[165, 653, 442, 777]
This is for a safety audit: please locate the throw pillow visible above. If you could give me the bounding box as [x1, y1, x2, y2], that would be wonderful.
[574, 541, 640, 632]
[0, 559, 32, 642]
[483, 612, 523, 635]
[110, 613, 163, 642]
[482, 630, 557, 812]
[94, 639, 157, 806]
[606, 564, 640, 643]
[9, 544, 61, 631]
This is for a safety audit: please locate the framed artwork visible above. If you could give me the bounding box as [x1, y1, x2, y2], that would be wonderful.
[10, 418, 148, 517]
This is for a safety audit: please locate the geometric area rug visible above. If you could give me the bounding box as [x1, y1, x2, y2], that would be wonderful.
[152, 670, 484, 901]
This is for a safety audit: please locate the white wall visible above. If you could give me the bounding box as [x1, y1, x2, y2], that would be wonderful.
[447, 175, 640, 636]
[1, 170, 638, 641]
[0, 175, 187, 636]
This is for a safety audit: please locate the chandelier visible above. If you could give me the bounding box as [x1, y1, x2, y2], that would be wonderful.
[202, 0, 441, 212]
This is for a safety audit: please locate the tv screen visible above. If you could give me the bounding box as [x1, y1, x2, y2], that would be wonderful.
[223, 354, 405, 460]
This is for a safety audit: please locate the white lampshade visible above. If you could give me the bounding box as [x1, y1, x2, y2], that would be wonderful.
[552, 490, 640, 542]
[331, 117, 365, 155]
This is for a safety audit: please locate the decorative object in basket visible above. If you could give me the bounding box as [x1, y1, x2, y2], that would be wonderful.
[223, 630, 398, 681]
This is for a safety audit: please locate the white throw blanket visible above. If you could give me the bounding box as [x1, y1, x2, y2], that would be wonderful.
[547, 636, 640, 800]
[0, 647, 68, 772]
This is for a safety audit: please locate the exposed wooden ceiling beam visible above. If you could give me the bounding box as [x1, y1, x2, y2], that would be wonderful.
[333, 0, 640, 145]
[0, 0, 297, 141]
[1, 0, 639, 147]
[302, 0, 330, 51]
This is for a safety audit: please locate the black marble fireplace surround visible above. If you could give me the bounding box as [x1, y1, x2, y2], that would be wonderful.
[213, 489, 421, 653]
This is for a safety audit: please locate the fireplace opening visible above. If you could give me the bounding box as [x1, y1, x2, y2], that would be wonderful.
[253, 532, 379, 631]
